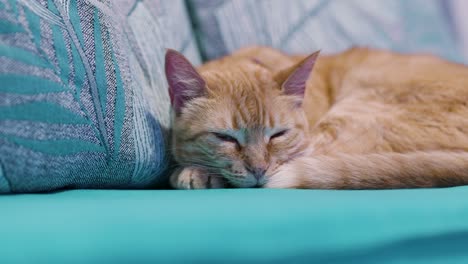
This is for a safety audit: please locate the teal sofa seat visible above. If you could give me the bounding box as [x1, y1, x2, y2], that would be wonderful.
[2, 187, 468, 263]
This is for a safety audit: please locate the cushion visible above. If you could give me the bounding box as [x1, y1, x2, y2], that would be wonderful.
[188, 0, 462, 62]
[0, 0, 200, 193]
[2, 188, 468, 263]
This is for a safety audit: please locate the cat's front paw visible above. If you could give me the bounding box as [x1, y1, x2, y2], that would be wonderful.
[170, 167, 227, 189]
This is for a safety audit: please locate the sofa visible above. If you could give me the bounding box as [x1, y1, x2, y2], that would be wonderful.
[1, 1, 468, 263]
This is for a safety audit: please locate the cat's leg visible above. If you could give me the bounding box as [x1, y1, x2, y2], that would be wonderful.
[264, 157, 311, 189]
[264, 156, 341, 189]
[170, 167, 227, 189]
[265, 152, 468, 189]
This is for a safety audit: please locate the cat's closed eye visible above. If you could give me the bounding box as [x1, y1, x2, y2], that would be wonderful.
[270, 129, 289, 140]
[212, 132, 239, 145]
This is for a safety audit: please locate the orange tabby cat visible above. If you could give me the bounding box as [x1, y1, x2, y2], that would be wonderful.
[165, 46, 468, 189]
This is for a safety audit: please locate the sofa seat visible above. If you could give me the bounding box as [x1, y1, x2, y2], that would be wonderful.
[2, 187, 468, 263]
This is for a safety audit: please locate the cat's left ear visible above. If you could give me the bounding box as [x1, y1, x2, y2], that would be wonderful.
[165, 49, 206, 113]
[274, 51, 320, 103]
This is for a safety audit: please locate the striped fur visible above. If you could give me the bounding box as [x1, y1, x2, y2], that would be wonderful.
[167, 46, 468, 189]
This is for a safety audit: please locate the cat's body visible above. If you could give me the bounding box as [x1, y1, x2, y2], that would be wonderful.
[165, 46, 468, 189]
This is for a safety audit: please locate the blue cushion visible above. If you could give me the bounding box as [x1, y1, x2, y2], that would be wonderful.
[1, 188, 468, 263]
[0, 0, 200, 193]
[189, 0, 462, 62]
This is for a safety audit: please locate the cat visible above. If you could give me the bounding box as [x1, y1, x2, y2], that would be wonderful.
[165, 46, 468, 189]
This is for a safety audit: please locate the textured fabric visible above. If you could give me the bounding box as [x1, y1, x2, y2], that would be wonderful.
[1, 188, 468, 263]
[0, 0, 200, 193]
[449, 0, 468, 60]
[189, 0, 462, 62]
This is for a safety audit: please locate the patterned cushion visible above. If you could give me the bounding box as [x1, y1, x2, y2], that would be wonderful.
[0, 0, 200, 193]
[188, 0, 462, 62]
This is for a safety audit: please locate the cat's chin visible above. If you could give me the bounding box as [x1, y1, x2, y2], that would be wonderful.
[228, 181, 259, 189]
[226, 177, 264, 188]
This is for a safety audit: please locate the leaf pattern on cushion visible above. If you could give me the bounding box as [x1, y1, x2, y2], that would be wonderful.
[0, 0, 200, 192]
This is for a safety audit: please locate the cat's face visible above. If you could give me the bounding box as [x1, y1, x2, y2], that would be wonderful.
[165, 50, 318, 187]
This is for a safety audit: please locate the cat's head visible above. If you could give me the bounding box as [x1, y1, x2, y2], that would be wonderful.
[165, 49, 318, 187]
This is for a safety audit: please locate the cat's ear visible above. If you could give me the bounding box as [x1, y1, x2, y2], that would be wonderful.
[165, 49, 206, 113]
[274, 51, 320, 102]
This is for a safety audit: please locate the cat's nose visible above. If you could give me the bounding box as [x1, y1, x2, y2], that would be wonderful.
[247, 166, 267, 180]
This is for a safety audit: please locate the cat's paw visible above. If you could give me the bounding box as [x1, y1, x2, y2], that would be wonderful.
[170, 167, 227, 189]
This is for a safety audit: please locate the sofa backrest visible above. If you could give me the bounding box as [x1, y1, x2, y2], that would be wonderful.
[188, 0, 464, 63]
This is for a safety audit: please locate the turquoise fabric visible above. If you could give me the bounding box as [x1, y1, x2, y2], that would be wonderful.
[189, 0, 462, 62]
[2, 188, 468, 263]
[0, 0, 200, 193]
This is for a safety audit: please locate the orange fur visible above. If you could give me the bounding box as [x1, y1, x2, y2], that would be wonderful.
[166, 46, 468, 189]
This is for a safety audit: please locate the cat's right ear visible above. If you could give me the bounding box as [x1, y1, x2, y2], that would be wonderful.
[165, 49, 206, 113]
